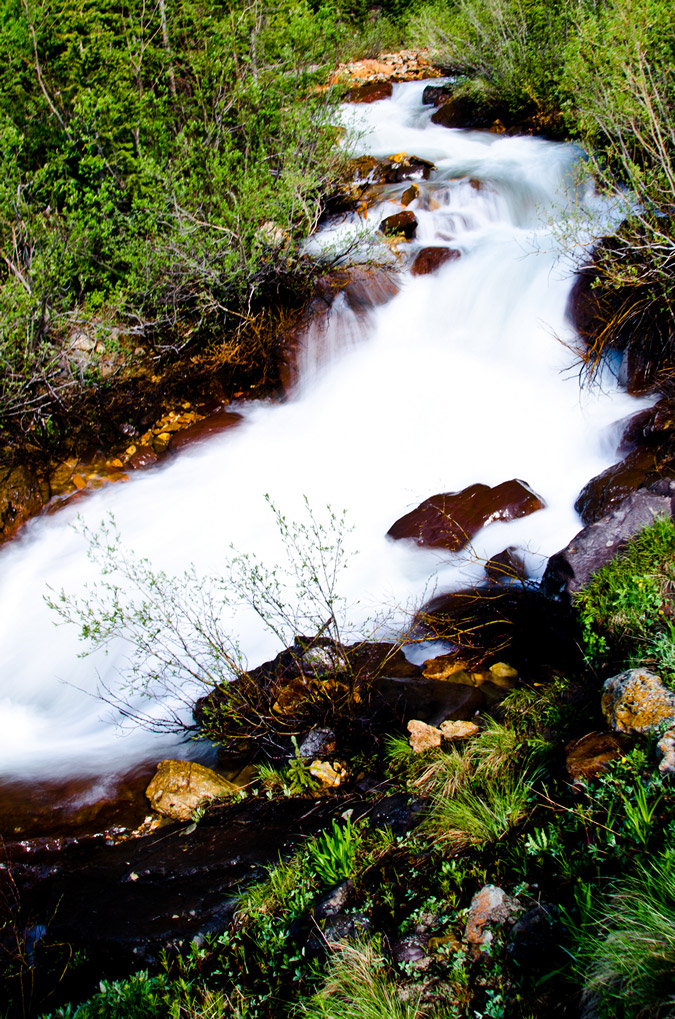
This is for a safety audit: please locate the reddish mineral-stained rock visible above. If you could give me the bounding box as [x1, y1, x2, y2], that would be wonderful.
[346, 81, 393, 103]
[386, 480, 546, 551]
[411, 246, 460, 276]
[169, 410, 244, 451]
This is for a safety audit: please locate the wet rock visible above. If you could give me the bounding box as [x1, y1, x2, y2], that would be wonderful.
[346, 641, 421, 680]
[431, 96, 511, 131]
[145, 760, 238, 821]
[602, 669, 675, 735]
[169, 410, 243, 451]
[411, 246, 460, 276]
[313, 880, 354, 919]
[382, 153, 436, 183]
[439, 719, 480, 740]
[422, 654, 470, 681]
[400, 183, 419, 206]
[464, 885, 522, 959]
[0, 465, 45, 542]
[346, 81, 393, 103]
[575, 459, 675, 526]
[422, 83, 453, 106]
[297, 728, 338, 759]
[407, 719, 443, 752]
[566, 731, 633, 783]
[486, 547, 527, 585]
[126, 445, 159, 470]
[380, 210, 418, 239]
[542, 488, 675, 600]
[386, 480, 545, 551]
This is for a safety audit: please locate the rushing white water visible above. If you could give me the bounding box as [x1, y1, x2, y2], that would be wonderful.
[0, 81, 651, 785]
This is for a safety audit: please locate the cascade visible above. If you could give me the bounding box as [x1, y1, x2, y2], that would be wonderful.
[0, 81, 649, 793]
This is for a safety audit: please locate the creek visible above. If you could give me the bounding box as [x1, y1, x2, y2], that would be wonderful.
[0, 80, 650, 822]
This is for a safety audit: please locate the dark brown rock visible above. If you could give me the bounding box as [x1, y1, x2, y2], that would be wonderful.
[411, 246, 460, 276]
[485, 547, 527, 585]
[400, 183, 419, 207]
[380, 210, 418, 239]
[386, 480, 546, 551]
[0, 465, 45, 542]
[574, 453, 675, 525]
[565, 731, 633, 783]
[542, 487, 675, 600]
[422, 83, 453, 107]
[381, 154, 436, 183]
[431, 96, 510, 131]
[169, 410, 244, 451]
[346, 81, 393, 103]
[373, 675, 485, 727]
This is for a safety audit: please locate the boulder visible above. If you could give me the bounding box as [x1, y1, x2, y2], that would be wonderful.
[431, 96, 511, 131]
[542, 488, 675, 600]
[145, 760, 237, 822]
[386, 480, 545, 551]
[390, 933, 431, 969]
[485, 547, 527, 585]
[0, 465, 45, 542]
[296, 728, 337, 760]
[380, 210, 418, 239]
[422, 83, 453, 107]
[601, 668, 675, 734]
[422, 654, 470, 681]
[313, 880, 353, 919]
[565, 731, 633, 783]
[407, 718, 443, 752]
[346, 81, 393, 103]
[464, 884, 521, 959]
[411, 246, 460, 276]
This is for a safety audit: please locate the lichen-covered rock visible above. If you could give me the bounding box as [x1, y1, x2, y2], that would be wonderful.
[145, 760, 237, 821]
[407, 718, 442, 752]
[601, 668, 675, 734]
[464, 884, 521, 958]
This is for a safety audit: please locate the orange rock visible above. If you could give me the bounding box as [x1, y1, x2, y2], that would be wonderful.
[440, 719, 480, 740]
[72, 474, 87, 491]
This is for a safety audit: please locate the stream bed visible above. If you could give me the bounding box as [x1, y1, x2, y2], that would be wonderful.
[0, 80, 648, 827]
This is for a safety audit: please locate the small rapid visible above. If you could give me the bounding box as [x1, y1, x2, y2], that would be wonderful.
[0, 81, 650, 787]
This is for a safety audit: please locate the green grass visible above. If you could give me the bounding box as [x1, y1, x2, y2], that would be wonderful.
[574, 516, 675, 678]
[573, 850, 675, 1018]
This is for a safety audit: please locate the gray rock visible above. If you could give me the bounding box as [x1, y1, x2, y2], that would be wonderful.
[542, 488, 674, 600]
[313, 880, 353, 919]
[296, 728, 337, 760]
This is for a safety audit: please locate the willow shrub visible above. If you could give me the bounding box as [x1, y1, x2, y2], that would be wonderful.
[0, 0, 349, 439]
[562, 0, 675, 391]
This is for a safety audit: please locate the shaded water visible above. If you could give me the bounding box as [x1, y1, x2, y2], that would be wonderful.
[0, 81, 649, 793]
